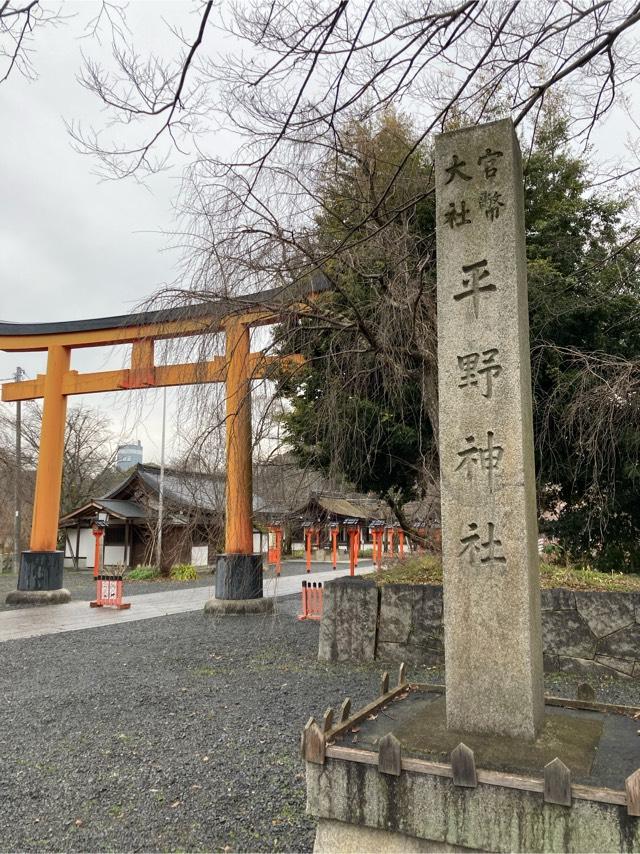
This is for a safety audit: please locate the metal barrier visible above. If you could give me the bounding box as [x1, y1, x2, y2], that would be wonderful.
[298, 580, 323, 621]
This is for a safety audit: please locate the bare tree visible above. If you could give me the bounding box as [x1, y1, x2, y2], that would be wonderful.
[67, 1, 640, 544]
[0, 1, 66, 84]
[0, 402, 120, 538]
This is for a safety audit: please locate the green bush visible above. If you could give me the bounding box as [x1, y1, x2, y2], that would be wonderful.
[127, 565, 160, 581]
[170, 563, 198, 581]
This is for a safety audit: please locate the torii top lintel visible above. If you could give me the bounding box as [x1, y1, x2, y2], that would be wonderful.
[0, 277, 329, 404]
[0, 278, 329, 353]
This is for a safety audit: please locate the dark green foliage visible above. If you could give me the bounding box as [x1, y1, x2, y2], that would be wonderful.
[525, 112, 640, 570]
[277, 108, 640, 568]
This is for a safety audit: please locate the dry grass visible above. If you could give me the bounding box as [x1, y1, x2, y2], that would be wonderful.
[366, 554, 640, 593]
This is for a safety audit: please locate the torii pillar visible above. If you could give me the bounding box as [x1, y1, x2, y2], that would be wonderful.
[7, 345, 73, 605]
[210, 317, 267, 608]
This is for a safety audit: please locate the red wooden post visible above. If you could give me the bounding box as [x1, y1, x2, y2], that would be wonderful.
[330, 525, 338, 570]
[92, 528, 103, 579]
[370, 521, 384, 570]
[268, 524, 283, 576]
[305, 527, 312, 573]
[276, 527, 282, 576]
[399, 528, 405, 558]
[349, 529, 356, 576]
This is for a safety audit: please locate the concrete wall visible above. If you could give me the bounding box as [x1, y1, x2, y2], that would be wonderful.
[319, 578, 640, 679]
[191, 545, 209, 567]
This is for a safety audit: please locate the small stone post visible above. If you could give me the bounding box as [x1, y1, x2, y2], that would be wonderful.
[435, 118, 544, 739]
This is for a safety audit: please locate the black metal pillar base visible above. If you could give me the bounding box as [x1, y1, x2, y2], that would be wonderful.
[6, 551, 71, 606]
[214, 553, 264, 600]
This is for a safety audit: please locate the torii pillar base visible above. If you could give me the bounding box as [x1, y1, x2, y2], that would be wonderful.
[6, 550, 71, 606]
[204, 554, 273, 616]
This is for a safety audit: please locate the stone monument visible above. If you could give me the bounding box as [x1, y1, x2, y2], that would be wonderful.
[435, 117, 544, 739]
[303, 118, 640, 853]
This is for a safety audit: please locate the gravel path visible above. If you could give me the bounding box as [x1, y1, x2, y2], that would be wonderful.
[1, 601, 638, 853]
[0, 598, 403, 853]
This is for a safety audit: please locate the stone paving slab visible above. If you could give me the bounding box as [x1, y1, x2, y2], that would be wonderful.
[0, 562, 373, 643]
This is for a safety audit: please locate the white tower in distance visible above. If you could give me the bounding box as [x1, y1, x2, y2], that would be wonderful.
[116, 440, 143, 472]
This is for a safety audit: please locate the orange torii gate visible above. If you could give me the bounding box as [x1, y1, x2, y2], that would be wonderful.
[1, 280, 327, 608]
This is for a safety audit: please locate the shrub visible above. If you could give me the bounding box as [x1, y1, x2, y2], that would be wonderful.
[170, 563, 198, 581]
[127, 565, 160, 581]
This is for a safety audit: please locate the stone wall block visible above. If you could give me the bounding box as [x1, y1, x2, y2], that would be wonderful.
[597, 623, 640, 661]
[407, 585, 443, 647]
[378, 584, 415, 644]
[575, 591, 636, 638]
[556, 656, 621, 678]
[375, 641, 443, 667]
[318, 578, 379, 663]
[594, 654, 635, 676]
[541, 588, 576, 611]
[542, 610, 596, 659]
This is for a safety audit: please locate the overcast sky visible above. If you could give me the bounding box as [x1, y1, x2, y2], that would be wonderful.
[0, 2, 229, 462]
[1, 1, 638, 466]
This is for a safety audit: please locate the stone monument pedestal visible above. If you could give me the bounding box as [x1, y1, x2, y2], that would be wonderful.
[203, 553, 273, 615]
[6, 550, 71, 606]
[303, 676, 640, 853]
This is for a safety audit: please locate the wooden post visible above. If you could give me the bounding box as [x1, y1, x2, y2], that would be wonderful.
[544, 757, 572, 806]
[305, 527, 312, 572]
[378, 733, 402, 776]
[398, 662, 407, 686]
[339, 698, 351, 723]
[576, 683, 596, 702]
[322, 708, 334, 733]
[224, 320, 253, 554]
[451, 743, 477, 788]
[30, 345, 70, 551]
[625, 769, 640, 816]
[302, 717, 325, 765]
[380, 671, 389, 694]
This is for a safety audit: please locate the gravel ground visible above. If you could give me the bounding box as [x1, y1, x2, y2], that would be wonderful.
[0, 600, 638, 853]
[0, 560, 345, 612]
[0, 597, 400, 853]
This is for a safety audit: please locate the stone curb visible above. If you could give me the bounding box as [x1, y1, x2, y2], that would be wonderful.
[6, 588, 72, 607]
[204, 597, 274, 616]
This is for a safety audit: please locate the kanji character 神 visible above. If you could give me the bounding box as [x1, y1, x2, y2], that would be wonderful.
[455, 430, 503, 492]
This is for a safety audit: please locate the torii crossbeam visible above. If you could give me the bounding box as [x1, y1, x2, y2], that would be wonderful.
[0, 279, 328, 607]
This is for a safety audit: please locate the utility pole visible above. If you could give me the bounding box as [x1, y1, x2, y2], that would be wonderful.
[155, 386, 167, 571]
[13, 367, 24, 573]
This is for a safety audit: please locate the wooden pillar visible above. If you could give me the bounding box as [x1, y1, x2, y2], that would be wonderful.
[29, 345, 70, 552]
[224, 319, 253, 554]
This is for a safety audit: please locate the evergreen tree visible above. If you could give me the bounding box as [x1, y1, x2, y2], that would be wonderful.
[277, 108, 640, 567]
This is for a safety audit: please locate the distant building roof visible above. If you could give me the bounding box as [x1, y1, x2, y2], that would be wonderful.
[59, 498, 148, 526]
[103, 463, 226, 514]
